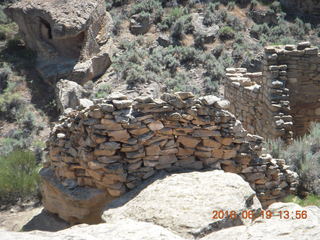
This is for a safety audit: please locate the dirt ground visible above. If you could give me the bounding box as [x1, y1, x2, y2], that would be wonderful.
[0, 206, 70, 232]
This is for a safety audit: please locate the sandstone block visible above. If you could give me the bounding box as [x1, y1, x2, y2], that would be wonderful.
[148, 121, 164, 131]
[177, 136, 201, 148]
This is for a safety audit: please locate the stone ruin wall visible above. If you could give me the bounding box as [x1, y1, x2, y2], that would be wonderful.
[43, 92, 299, 222]
[224, 42, 320, 142]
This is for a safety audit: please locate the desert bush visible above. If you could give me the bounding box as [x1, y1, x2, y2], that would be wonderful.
[269, 1, 282, 13]
[218, 26, 235, 41]
[203, 76, 219, 94]
[105, 0, 129, 9]
[125, 65, 147, 87]
[174, 46, 199, 65]
[130, 0, 163, 23]
[203, 3, 220, 26]
[0, 150, 40, 204]
[0, 137, 27, 156]
[264, 123, 320, 196]
[0, 81, 25, 121]
[212, 44, 224, 58]
[194, 32, 206, 49]
[94, 83, 111, 99]
[0, 22, 17, 40]
[227, 1, 236, 10]
[163, 53, 179, 72]
[290, 18, 311, 39]
[158, 7, 185, 31]
[110, 13, 124, 36]
[250, 23, 270, 40]
[171, 17, 185, 41]
[226, 14, 244, 31]
[284, 194, 320, 207]
[0, 6, 8, 24]
[165, 71, 200, 94]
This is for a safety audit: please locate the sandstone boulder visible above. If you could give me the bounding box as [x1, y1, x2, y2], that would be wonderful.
[0, 219, 185, 240]
[202, 202, 320, 240]
[103, 171, 262, 239]
[129, 14, 151, 35]
[5, 0, 113, 84]
[55, 79, 89, 113]
[40, 168, 114, 224]
[192, 13, 219, 43]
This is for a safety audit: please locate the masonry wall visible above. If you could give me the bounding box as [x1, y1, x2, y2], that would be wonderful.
[224, 42, 320, 141]
[266, 42, 320, 137]
[224, 67, 293, 143]
[45, 92, 298, 213]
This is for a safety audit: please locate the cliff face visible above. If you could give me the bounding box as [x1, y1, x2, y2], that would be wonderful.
[5, 0, 113, 84]
[280, 0, 320, 19]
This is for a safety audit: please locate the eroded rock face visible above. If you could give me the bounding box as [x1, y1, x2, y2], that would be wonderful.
[5, 0, 113, 84]
[40, 168, 115, 224]
[280, 0, 320, 20]
[103, 170, 262, 239]
[55, 79, 90, 113]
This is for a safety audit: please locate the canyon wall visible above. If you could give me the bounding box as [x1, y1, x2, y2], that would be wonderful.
[5, 0, 113, 84]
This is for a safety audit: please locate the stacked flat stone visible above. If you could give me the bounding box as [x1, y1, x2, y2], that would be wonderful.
[265, 42, 320, 137]
[224, 42, 320, 141]
[46, 92, 298, 208]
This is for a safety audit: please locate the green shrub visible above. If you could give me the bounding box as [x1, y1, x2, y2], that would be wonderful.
[0, 137, 26, 156]
[130, 0, 163, 23]
[0, 6, 8, 24]
[227, 1, 236, 10]
[226, 15, 244, 31]
[158, 7, 186, 31]
[194, 32, 206, 50]
[264, 138, 284, 158]
[0, 81, 25, 121]
[171, 17, 184, 41]
[270, 1, 282, 13]
[0, 23, 17, 40]
[203, 3, 219, 26]
[94, 83, 111, 99]
[250, 23, 270, 40]
[125, 65, 147, 87]
[264, 123, 320, 195]
[165, 71, 200, 94]
[284, 194, 320, 207]
[290, 18, 311, 39]
[218, 26, 235, 41]
[110, 13, 124, 36]
[0, 150, 40, 204]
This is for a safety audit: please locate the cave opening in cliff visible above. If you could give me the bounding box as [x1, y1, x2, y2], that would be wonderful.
[40, 18, 52, 40]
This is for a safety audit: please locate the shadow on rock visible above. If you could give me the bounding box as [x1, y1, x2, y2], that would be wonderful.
[22, 209, 70, 232]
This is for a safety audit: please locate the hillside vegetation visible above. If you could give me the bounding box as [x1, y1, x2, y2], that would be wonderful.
[0, 0, 320, 206]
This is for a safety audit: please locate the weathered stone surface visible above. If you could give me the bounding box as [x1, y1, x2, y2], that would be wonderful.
[192, 13, 219, 43]
[203, 202, 320, 240]
[103, 171, 262, 239]
[5, 0, 113, 84]
[0, 219, 185, 240]
[55, 79, 88, 112]
[40, 168, 114, 224]
[129, 14, 151, 35]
